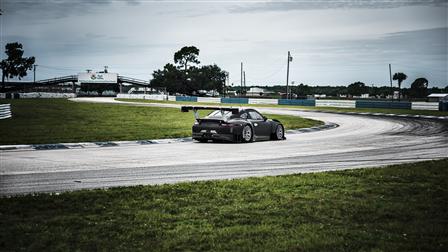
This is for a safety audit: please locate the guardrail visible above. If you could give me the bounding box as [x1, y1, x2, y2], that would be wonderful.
[0, 104, 12, 119]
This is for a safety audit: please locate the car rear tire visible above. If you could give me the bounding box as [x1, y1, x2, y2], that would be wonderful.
[274, 124, 284, 140]
[241, 125, 253, 143]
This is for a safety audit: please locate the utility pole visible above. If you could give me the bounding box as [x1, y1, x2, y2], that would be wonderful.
[243, 71, 246, 96]
[240, 62, 243, 97]
[389, 64, 393, 87]
[33, 64, 38, 83]
[286, 51, 292, 99]
[389, 64, 393, 100]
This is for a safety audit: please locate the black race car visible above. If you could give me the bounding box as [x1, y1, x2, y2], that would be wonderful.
[181, 106, 286, 143]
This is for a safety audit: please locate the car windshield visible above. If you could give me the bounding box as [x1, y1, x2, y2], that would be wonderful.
[206, 110, 234, 119]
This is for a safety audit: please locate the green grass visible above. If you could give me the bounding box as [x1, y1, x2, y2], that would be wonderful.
[1, 159, 447, 251]
[116, 98, 448, 116]
[0, 99, 321, 145]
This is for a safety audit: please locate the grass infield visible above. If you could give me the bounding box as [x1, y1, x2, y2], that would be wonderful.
[0, 99, 322, 145]
[116, 98, 448, 116]
[0, 159, 446, 251]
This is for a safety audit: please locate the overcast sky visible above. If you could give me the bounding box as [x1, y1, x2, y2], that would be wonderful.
[1, 0, 447, 87]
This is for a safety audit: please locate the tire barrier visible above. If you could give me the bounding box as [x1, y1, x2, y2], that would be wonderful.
[278, 99, 315, 106]
[0, 104, 12, 119]
[356, 100, 411, 109]
[176, 96, 198, 102]
[221, 98, 249, 104]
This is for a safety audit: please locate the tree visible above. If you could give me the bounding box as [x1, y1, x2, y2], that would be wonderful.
[150, 63, 185, 94]
[1, 42, 35, 90]
[174, 46, 200, 71]
[152, 46, 227, 95]
[189, 64, 227, 94]
[409, 78, 428, 98]
[347, 81, 368, 96]
[392, 72, 407, 101]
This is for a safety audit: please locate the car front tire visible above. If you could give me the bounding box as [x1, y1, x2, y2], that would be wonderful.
[274, 124, 284, 140]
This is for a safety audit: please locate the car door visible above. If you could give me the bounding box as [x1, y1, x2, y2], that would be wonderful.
[247, 110, 271, 140]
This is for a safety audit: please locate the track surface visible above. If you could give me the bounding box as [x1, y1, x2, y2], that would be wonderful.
[1, 98, 447, 195]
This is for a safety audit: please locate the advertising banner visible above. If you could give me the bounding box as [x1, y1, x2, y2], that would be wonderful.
[78, 72, 118, 83]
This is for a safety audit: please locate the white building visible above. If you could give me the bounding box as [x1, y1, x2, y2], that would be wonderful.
[427, 93, 448, 102]
[246, 87, 272, 97]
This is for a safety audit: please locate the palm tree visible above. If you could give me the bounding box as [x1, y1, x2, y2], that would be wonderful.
[393, 72, 407, 101]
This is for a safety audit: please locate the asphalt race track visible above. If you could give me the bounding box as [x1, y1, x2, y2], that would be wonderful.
[1, 98, 447, 195]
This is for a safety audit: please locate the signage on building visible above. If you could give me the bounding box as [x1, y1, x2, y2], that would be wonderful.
[78, 72, 118, 83]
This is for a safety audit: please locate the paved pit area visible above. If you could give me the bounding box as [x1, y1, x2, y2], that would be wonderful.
[1, 98, 447, 195]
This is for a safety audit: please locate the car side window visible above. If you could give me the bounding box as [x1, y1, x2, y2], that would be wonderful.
[240, 113, 248, 119]
[248, 111, 264, 120]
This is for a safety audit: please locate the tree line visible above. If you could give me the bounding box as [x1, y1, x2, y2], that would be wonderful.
[253, 80, 447, 99]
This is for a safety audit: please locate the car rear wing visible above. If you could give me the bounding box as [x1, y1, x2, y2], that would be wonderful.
[181, 106, 239, 120]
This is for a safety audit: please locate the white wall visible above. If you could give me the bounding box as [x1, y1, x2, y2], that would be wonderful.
[197, 97, 221, 103]
[248, 98, 278, 105]
[411, 102, 439, 111]
[145, 94, 166, 101]
[116, 93, 168, 100]
[116, 93, 144, 99]
[168, 95, 176, 101]
[316, 99, 356, 108]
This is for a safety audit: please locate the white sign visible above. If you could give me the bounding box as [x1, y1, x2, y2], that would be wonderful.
[78, 72, 118, 83]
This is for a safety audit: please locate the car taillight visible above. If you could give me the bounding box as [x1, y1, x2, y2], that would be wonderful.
[221, 122, 241, 127]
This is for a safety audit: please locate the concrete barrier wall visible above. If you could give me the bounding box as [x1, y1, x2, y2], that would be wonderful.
[356, 100, 411, 109]
[17, 93, 76, 99]
[248, 98, 278, 105]
[197, 97, 221, 103]
[168, 95, 176, 101]
[411, 102, 439, 111]
[316, 99, 356, 108]
[176, 96, 198, 102]
[0, 104, 12, 119]
[116, 94, 167, 100]
[145, 94, 166, 101]
[278, 99, 315, 106]
[116, 93, 144, 99]
[440, 101, 448, 112]
[221, 98, 249, 104]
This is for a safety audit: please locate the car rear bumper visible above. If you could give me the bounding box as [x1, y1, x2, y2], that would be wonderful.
[192, 132, 236, 142]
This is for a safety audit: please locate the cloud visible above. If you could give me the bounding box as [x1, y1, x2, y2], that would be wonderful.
[230, 0, 448, 13]
[0, 0, 140, 20]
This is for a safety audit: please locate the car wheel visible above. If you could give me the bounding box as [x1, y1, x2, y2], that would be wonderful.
[241, 125, 253, 143]
[274, 124, 284, 140]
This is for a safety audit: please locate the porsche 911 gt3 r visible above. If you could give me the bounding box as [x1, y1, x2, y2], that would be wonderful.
[181, 106, 286, 143]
